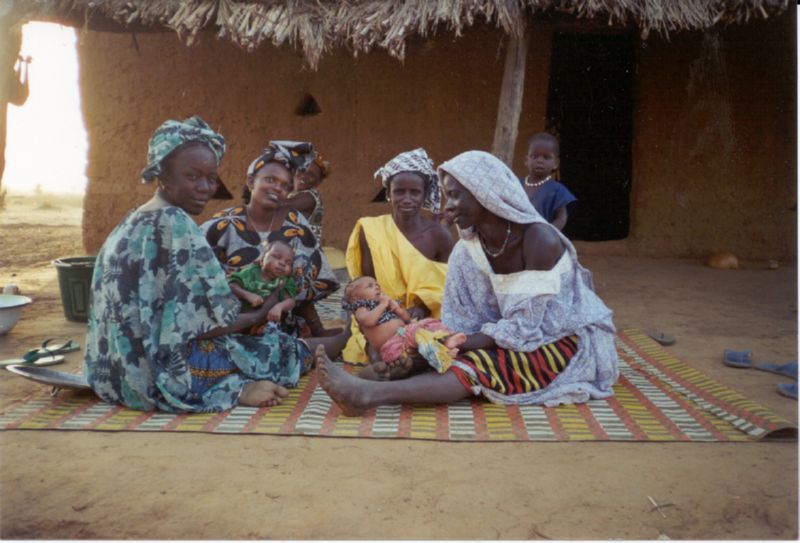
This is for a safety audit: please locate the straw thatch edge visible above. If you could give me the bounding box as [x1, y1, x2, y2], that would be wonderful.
[8, 0, 791, 68]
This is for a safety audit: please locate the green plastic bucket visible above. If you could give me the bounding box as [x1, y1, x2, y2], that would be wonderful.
[53, 256, 96, 322]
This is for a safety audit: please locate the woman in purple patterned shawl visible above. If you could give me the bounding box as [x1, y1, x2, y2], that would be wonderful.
[314, 150, 619, 415]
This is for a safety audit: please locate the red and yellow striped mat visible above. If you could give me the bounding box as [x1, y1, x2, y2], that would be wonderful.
[0, 329, 795, 441]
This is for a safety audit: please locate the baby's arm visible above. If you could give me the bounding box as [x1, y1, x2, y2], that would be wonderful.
[229, 282, 264, 307]
[281, 191, 317, 216]
[354, 298, 391, 328]
[388, 299, 412, 323]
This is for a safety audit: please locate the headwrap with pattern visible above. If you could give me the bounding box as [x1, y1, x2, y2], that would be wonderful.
[246, 140, 316, 177]
[437, 150, 545, 238]
[141, 115, 231, 199]
[374, 148, 441, 213]
[305, 150, 331, 179]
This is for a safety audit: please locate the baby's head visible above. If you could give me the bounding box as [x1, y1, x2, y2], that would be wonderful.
[525, 132, 560, 178]
[260, 239, 295, 280]
[344, 276, 382, 304]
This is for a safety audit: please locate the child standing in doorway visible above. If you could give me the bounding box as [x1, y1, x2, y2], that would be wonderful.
[522, 132, 576, 231]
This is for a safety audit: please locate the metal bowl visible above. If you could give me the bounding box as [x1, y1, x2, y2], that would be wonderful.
[0, 295, 32, 335]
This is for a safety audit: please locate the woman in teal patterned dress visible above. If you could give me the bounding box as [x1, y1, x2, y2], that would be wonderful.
[83, 117, 347, 413]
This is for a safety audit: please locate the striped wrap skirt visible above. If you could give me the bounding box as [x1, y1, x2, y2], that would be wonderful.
[450, 335, 578, 396]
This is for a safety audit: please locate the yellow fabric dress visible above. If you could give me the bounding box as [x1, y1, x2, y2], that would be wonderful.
[342, 214, 448, 363]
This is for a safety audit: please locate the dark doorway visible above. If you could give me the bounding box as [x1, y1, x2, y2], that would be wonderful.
[546, 32, 634, 240]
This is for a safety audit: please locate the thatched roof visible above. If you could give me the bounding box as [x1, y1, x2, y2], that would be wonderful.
[11, 0, 790, 68]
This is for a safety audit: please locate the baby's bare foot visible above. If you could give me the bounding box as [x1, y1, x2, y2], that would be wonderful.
[315, 345, 370, 416]
[443, 332, 467, 350]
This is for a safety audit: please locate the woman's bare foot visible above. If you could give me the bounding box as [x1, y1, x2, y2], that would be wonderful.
[443, 332, 467, 350]
[372, 356, 414, 381]
[357, 364, 386, 381]
[239, 380, 289, 407]
[315, 345, 371, 416]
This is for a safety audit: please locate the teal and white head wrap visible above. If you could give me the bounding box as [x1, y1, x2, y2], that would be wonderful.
[141, 115, 231, 199]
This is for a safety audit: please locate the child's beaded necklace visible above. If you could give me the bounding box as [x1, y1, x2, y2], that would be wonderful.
[524, 175, 552, 188]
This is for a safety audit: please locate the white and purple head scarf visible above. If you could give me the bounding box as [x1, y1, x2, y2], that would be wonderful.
[437, 150, 545, 238]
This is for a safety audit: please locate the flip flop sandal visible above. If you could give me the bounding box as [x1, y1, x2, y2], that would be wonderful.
[777, 383, 798, 400]
[754, 362, 798, 380]
[0, 338, 79, 367]
[0, 354, 66, 367]
[722, 349, 753, 369]
[648, 332, 676, 346]
[24, 338, 81, 358]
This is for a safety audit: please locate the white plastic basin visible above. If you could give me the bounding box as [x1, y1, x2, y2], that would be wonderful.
[0, 295, 32, 335]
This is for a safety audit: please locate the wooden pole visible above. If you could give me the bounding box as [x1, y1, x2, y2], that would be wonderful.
[491, 24, 530, 167]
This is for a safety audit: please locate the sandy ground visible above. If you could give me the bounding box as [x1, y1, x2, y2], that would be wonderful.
[0, 193, 797, 540]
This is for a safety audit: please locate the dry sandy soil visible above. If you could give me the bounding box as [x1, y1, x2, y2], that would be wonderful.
[0, 193, 797, 540]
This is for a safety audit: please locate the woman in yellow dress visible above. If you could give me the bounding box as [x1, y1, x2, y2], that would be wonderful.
[342, 149, 455, 363]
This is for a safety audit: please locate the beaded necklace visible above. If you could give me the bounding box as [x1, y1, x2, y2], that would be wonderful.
[479, 221, 512, 258]
[524, 175, 551, 188]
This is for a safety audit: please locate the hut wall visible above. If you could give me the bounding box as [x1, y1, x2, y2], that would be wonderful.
[78, 15, 795, 261]
[629, 13, 796, 261]
[79, 23, 554, 252]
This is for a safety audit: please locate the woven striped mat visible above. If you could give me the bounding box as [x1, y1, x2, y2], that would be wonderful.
[0, 329, 795, 441]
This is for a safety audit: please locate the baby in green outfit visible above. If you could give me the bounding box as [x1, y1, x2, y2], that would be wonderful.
[229, 240, 297, 323]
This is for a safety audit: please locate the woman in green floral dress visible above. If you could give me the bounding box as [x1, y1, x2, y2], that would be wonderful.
[84, 117, 347, 412]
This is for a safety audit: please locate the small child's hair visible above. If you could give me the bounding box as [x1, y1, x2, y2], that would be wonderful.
[261, 239, 294, 254]
[343, 276, 372, 303]
[528, 132, 560, 155]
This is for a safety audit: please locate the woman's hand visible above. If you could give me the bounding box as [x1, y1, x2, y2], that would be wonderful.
[407, 305, 430, 321]
[457, 332, 496, 353]
[247, 293, 265, 308]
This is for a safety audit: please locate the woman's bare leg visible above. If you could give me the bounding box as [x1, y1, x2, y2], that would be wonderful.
[304, 325, 351, 360]
[297, 301, 342, 336]
[314, 345, 469, 416]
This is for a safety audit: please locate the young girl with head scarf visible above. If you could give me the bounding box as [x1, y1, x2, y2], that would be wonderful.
[282, 149, 331, 241]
